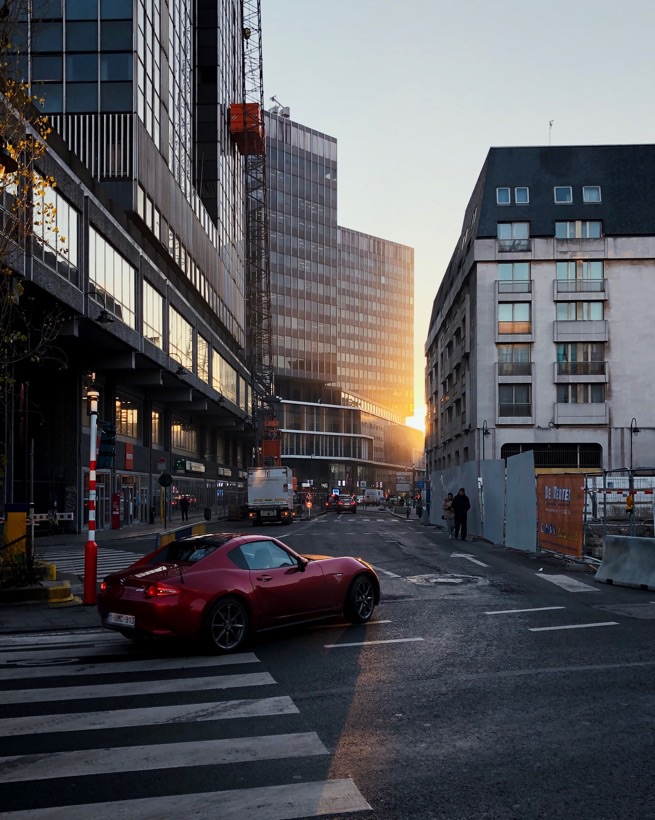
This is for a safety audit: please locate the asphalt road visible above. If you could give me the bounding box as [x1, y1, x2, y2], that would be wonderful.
[2, 510, 654, 819]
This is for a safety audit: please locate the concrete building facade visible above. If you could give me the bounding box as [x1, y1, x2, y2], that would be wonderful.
[425, 144, 655, 476]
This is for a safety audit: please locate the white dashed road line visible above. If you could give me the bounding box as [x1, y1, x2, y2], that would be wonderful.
[484, 606, 566, 615]
[528, 622, 619, 632]
[325, 638, 424, 649]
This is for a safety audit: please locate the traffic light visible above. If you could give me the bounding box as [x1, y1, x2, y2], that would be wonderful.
[96, 422, 116, 469]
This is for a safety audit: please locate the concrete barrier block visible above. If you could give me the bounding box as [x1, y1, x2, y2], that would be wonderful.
[595, 535, 655, 591]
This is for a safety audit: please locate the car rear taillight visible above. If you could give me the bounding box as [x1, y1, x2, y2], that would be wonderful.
[145, 583, 180, 598]
[100, 580, 107, 592]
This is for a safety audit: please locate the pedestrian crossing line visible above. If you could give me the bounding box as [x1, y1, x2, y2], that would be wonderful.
[0, 731, 329, 784]
[0, 652, 260, 680]
[535, 573, 600, 593]
[0, 695, 299, 737]
[44, 548, 144, 577]
[3, 777, 372, 819]
[0, 629, 123, 646]
[0, 671, 276, 705]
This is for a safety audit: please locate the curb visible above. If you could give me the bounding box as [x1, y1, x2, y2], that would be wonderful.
[0, 580, 75, 606]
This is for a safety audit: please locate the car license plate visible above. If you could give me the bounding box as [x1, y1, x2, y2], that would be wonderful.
[106, 612, 135, 628]
[261, 510, 275, 517]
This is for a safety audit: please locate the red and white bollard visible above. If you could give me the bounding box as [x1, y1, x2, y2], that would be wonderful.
[83, 389, 100, 605]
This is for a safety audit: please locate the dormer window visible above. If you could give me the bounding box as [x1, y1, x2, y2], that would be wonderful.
[554, 186, 573, 203]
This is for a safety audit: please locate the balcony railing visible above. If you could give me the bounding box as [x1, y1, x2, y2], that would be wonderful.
[498, 239, 531, 252]
[497, 280, 532, 294]
[556, 279, 606, 293]
[499, 403, 532, 417]
[556, 361, 606, 376]
[498, 362, 532, 376]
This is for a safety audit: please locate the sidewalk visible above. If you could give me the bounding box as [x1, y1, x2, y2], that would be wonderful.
[0, 513, 213, 636]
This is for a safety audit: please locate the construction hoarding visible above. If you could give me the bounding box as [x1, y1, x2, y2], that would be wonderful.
[537, 474, 584, 559]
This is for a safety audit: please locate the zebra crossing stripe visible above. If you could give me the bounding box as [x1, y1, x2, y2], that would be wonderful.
[0, 671, 275, 705]
[2, 777, 372, 819]
[0, 732, 329, 783]
[0, 695, 299, 736]
[0, 629, 122, 646]
[0, 652, 260, 680]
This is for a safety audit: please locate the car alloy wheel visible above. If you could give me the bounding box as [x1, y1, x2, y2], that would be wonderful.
[204, 596, 249, 653]
[345, 574, 376, 624]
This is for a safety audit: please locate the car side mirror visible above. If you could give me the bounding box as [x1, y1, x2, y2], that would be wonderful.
[297, 556, 308, 572]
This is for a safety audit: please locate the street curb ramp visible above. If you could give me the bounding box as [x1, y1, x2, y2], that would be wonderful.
[595, 535, 655, 591]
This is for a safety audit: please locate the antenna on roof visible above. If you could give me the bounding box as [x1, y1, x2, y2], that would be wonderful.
[549, 120, 554, 146]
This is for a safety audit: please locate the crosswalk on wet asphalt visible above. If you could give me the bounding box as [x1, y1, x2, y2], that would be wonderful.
[0, 631, 372, 819]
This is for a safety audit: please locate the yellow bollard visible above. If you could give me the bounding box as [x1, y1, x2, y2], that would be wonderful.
[2, 503, 28, 564]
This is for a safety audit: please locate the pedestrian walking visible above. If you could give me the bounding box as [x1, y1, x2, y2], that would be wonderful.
[442, 492, 455, 538]
[179, 495, 190, 521]
[452, 487, 471, 541]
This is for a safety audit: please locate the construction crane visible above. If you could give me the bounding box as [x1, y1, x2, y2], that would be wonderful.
[231, 0, 277, 466]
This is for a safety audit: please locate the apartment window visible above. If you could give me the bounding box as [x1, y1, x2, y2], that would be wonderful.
[556, 260, 604, 293]
[554, 186, 573, 203]
[557, 384, 605, 404]
[498, 261, 530, 292]
[143, 281, 163, 348]
[169, 307, 193, 370]
[151, 409, 162, 446]
[499, 384, 531, 416]
[496, 187, 511, 205]
[497, 222, 529, 240]
[515, 187, 529, 204]
[583, 186, 601, 203]
[498, 302, 531, 334]
[115, 395, 140, 439]
[556, 302, 603, 321]
[89, 227, 135, 327]
[555, 220, 602, 239]
[497, 343, 531, 375]
[171, 419, 198, 454]
[197, 335, 209, 383]
[557, 343, 605, 375]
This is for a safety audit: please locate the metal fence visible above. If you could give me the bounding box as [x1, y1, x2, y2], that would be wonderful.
[583, 469, 655, 557]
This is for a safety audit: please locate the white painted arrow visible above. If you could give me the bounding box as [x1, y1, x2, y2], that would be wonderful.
[450, 552, 489, 567]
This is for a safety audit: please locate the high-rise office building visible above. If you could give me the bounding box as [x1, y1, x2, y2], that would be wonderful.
[266, 109, 419, 493]
[1, 2, 255, 525]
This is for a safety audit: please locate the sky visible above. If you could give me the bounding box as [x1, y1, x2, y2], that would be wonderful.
[260, 0, 655, 429]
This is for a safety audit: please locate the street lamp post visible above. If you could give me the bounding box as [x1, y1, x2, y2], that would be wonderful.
[83, 389, 100, 605]
[481, 420, 491, 462]
[629, 418, 640, 537]
[630, 417, 640, 472]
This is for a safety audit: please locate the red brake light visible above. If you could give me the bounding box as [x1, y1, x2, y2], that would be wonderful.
[100, 581, 107, 592]
[145, 583, 180, 598]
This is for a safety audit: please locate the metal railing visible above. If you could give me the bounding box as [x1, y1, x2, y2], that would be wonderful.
[556, 361, 606, 376]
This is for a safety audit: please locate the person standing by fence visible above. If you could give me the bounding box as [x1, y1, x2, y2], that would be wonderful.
[452, 487, 471, 541]
[442, 492, 455, 538]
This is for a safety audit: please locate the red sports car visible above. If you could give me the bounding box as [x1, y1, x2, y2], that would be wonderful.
[97, 533, 380, 653]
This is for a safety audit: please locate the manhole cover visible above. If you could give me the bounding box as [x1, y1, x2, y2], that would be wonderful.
[407, 573, 488, 587]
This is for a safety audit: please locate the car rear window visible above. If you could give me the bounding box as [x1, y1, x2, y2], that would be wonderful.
[154, 537, 229, 564]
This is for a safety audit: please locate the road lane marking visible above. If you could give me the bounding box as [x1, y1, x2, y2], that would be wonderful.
[313, 620, 392, 629]
[3, 778, 372, 819]
[0, 671, 276, 705]
[485, 606, 566, 615]
[325, 637, 424, 648]
[528, 622, 619, 632]
[535, 573, 599, 592]
[0, 732, 328, 783]
[371, 566, 401, 578]
[0, 696, 299, 737]
[450, 552, 489, 567]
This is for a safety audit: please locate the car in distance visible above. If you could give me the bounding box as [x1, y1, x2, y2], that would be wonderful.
[325, 494, 340, 512]
[97, 533, 380, 653]
[337, 496, 357, 514]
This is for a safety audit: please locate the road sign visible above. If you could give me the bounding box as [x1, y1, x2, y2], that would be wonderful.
[158, 473, 173, 488]
[305, 501, 313, 509]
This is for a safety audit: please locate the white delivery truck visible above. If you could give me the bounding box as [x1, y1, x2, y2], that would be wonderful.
[247, 466, 294, 526]
[364, 488, 385, 507]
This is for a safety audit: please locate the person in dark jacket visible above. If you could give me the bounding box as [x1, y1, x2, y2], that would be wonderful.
[452, 487, 471, 541]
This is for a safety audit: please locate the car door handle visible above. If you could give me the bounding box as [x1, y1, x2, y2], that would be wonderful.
[256, 574, 273, 581]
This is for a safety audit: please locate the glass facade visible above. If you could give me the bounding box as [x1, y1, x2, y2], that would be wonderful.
[338, 228, 414, 418]
[267, 113, 339, 382]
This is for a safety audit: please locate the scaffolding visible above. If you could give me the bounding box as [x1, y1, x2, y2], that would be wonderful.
[238, 0, 273, 407]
